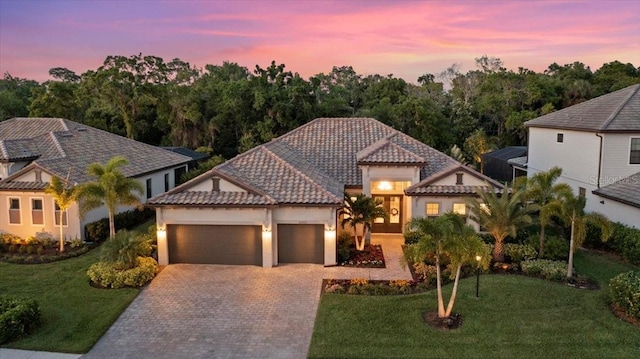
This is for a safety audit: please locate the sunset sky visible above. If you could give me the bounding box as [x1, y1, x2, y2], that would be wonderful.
[1, 0, 639, 83]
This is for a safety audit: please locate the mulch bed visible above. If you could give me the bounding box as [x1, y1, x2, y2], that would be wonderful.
[339, 244, 385, 268]
[610, 303, 640, 326]
[0, 244, 91, 264]
[422, 310, 463, 330]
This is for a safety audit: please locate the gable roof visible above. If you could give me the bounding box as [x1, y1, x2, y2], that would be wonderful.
[150, 118, 460, 207]
[405, 163, 504, 196]
[592, 172, 640, 209]
[524, 84, 640, 132]
[0, 118, 191, 188]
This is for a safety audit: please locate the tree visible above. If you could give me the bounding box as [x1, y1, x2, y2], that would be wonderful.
[548, 191, 612, 277]
[522, 167, 572, 257]
[339, 193, 386, 251]
[77, 156, 144, 239]
[44, 175, 78, 252]
[467, 186, 532, 262]
[404, 213, 487, 318]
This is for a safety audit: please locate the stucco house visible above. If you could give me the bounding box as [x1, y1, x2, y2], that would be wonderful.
[525, 84, 640, 228]
[0, 117, 192, 241]
[148, 117, 503, 267]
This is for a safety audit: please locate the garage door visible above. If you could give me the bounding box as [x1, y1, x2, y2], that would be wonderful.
[167, 225, 262, 265]
[278, 224, 324, 264]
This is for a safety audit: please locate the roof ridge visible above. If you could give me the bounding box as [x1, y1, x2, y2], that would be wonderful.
[48, 132, 67, 158]
[0, 140, 7, 159]
[356, 138, 390, 160]
[262, 146, 342, 203]
[58, 118, 70, 131]
[600, 84, 640, 131]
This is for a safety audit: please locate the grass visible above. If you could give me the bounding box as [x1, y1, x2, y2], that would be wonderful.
[0, 246, 139, 353]
[309, 251, 639, 359]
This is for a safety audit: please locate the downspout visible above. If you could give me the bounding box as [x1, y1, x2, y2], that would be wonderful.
[595, 133, 603, 188]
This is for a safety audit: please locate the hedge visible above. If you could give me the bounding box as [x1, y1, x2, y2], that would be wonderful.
[609, 270, 640, 321]
[84, 207, 155, 243]
[87, 256, 158, 288]
[0, 297, 42, 344]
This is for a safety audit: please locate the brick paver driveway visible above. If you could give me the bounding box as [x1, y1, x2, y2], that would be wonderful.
[82, 236, 410, 359]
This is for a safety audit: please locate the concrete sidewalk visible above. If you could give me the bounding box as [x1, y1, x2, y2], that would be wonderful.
[0, 349, 81, 359]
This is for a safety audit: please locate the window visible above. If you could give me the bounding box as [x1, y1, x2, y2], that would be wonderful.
[35, 170, 42, 183]
[212, 178, 220, 191]
[426, 203, 440, 217]
[146, 178, 152, 199]
[31, 198, 44, 225]
[579, 187, 586, 198]
[456, 173, 464, 185]
[9, 198, 20, 224]
[557, 133, 564, 143]
[631, 138, 640, 164]
[54, 202, 68, 226]
[453, 203, 466, 216]
[164, 173, 170, 192]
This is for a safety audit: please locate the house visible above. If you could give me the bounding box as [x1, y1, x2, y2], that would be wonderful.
[525, 84, 640, 228]
[0, 117, 192, 240]
[162, 147, 210, 174]
[148, 117, 503, 267]
[481, 146, 528, 183]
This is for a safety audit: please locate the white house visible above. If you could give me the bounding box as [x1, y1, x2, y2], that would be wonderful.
[525, 84, 640, 228]
[148, 117, 503, 267]
[0, 118, 192, 240]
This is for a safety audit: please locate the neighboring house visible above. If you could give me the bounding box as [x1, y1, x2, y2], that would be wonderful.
[0, 118, 192, 240]
[148, 117, 503, 267]
[162, 147, 210, 172]
[525, 84, 640, 228]
[481, 146, 528, 183]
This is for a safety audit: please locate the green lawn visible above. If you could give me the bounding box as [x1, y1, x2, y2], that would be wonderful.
[0, 247, 139, 353]
[309, 251, 639, 359]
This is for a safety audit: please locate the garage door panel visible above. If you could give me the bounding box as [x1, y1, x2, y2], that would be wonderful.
[278, 224, 324, 264]
[167, 225, 262, 265]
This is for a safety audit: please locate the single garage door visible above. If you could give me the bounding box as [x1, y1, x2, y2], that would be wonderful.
[278, 224, 324, 264]
[167, 225, 262, 265]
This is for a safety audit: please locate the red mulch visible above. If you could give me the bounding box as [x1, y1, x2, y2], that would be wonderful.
[340, 244, 385, 268]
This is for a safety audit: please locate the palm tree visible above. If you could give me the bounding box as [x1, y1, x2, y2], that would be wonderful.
[77, 156, 144, 239]
[404, 213, 486, 318]
[44, 175, 78, 252]
[467, 185, 532, 262]
[339, 193, 386, 251]
[548, 191, 612, 277]
[101, 230, 152, 270]
[524, 167, 572, 257]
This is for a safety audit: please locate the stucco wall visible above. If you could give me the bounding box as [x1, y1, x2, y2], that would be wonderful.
[187, 177, 247, 192]
[591, 195, 640, 229]
[411, 195, 481, 231]
[601, 133, 640, 182]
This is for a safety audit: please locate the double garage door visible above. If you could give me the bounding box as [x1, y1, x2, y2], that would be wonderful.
[167, 224, 323, 265]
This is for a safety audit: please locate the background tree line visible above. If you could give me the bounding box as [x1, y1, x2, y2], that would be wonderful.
[1, 54, 638, 166]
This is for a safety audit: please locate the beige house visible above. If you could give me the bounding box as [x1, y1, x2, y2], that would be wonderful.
[149, 117, 502, 267]
[525, 84, 640, 228]
[0, 118, 192, 241]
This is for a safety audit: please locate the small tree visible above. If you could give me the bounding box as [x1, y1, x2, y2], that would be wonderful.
[44, 175, 78, 252]
[404, 213, 487, 318]
[548, 191, 612, 277]
[77, 156, 144, 239]
[467, 185, 532, 262]
[339, 193, 386, 251]
[101, 230, 152, 270]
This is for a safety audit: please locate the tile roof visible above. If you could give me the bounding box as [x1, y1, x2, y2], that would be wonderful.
[147, 191, 275, 206]
[406, 163, 504, 196]
[0, 118, 192, 185]
[152, 118, 466, 206]
[592, 172, 640, 209]
[0, 181, 49, 191]
[524, 84, 640, 132]
[357, 137, 427, 165]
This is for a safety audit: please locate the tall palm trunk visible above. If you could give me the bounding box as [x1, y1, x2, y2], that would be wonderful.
[567, 217, 575, 278]
[493, 238, 505, 262]
[109, 211, 116, 239]
[444, 265, 463, 317]
[59, 210, 65, 253]
[435, 257, 446, 318]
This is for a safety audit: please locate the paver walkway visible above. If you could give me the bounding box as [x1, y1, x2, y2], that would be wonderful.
[82, 235, 410, 359]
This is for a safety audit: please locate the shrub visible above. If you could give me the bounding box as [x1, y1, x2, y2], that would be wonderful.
[0, 233, 22, 245]
[503, 243, 537, 263]
[403, 231, 421, 245]
[87, 257, 158, 288]
[349, 278, 369, 286]
[337, 233, 352, 263]
[0, 297, 42, 344]
[413, 262, 437, 284]
[36, 246, 44, 256]
[527, 235, 568, 260]
[609, 270, 640, 321]
[521, 259, 568, 281]
[610, 223, 640, 266]
[8, 245, 17, 253]
[84, 207, 155, 243]
[101, 230, 153, 270]
[25, 245, 34, 255]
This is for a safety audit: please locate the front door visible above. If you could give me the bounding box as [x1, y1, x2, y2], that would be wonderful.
[372, 195, 402, 233]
